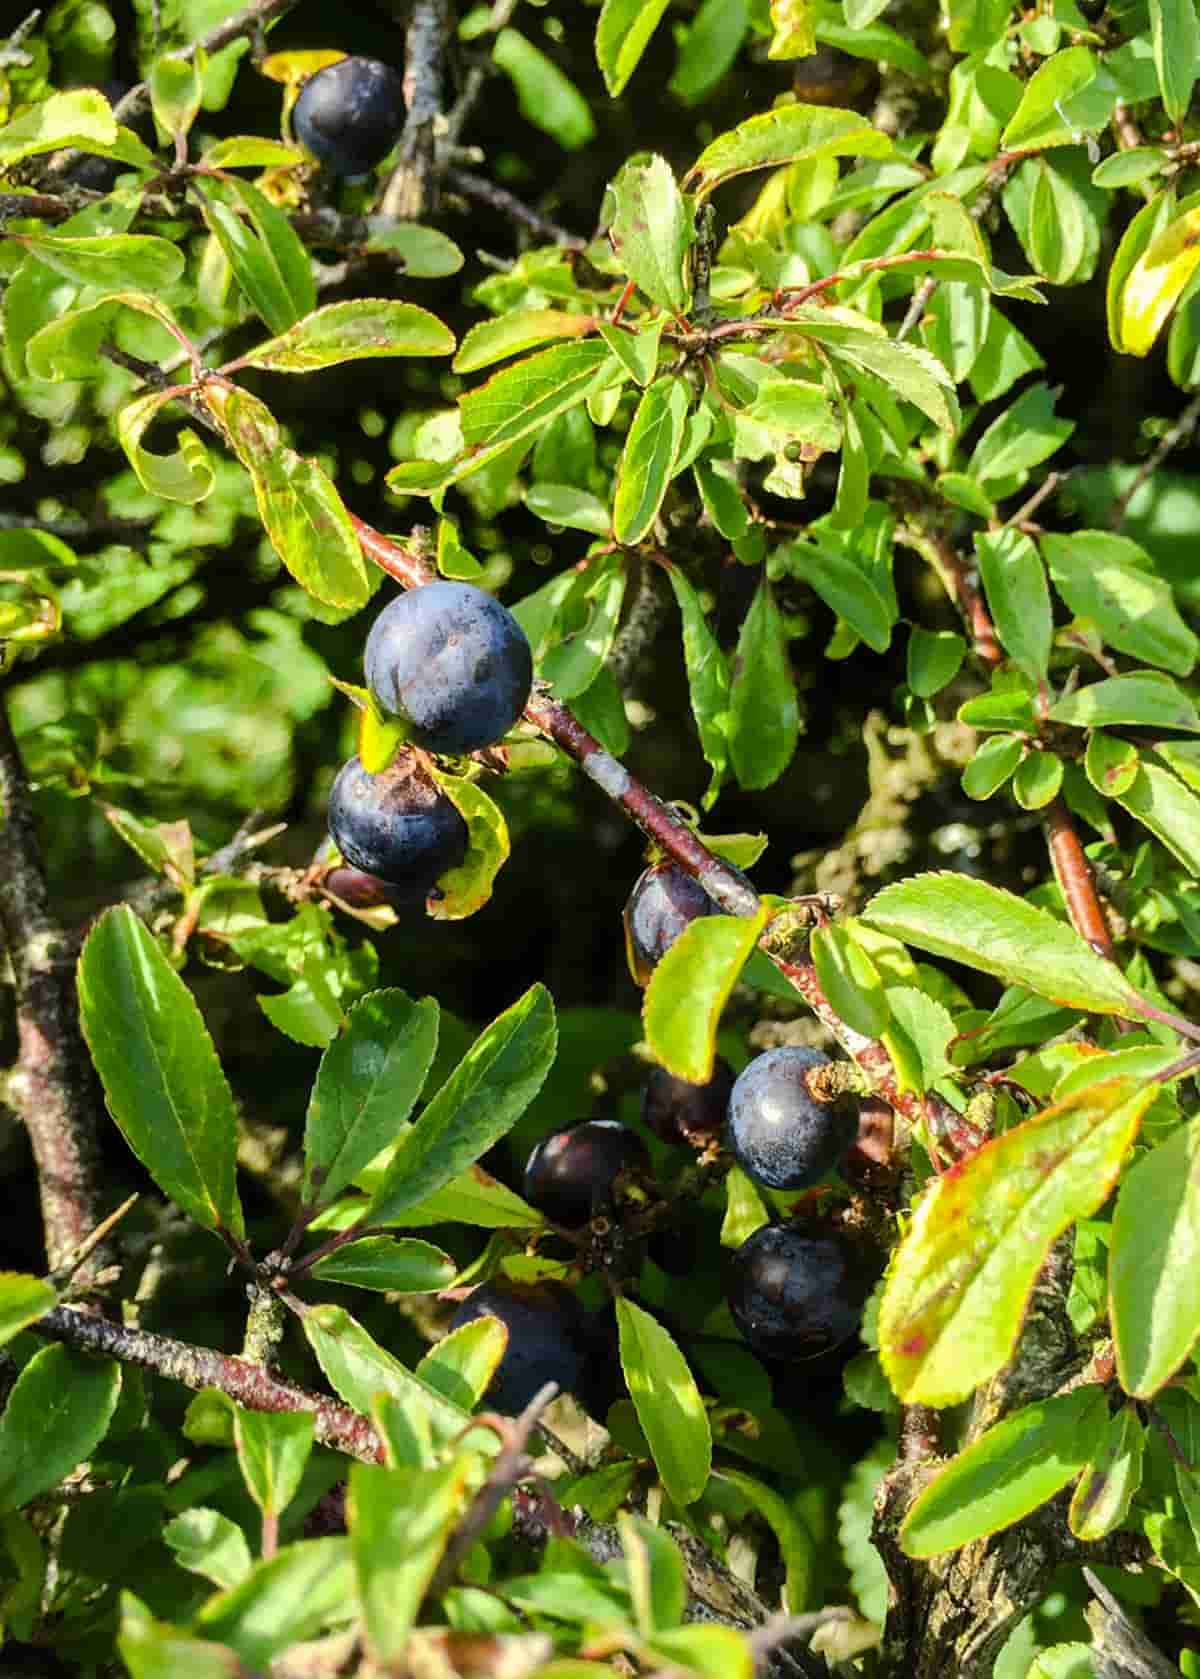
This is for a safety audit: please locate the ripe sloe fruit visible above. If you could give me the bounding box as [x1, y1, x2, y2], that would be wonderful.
[623, 862, 717, 987]
[449, 1280, 590, 1414]
[523, 1120, 648, 1227]
[292, 57, 405, 177]
[642, 1058, 735, 1146]
[327, 752, 467, 899]
[365, 582, 533, 755]
[726, 1047, 855, 1190]
[728, 1224, 868, 1360]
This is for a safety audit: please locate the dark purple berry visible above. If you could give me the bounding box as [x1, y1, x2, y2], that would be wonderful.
[728, 1224, 868, 1361]
[726, 1047, 855, 1191]
[292, 57, 405, 177]
[523, 1120, 648, 1227]
[364, 582, 533, 756]
[322, 865, 404, 912]
[449, 1280, 590, 1414]
[327, 752, 467, 899]
[623, 862, 717, 987]
[642, 1058, 735, 1146]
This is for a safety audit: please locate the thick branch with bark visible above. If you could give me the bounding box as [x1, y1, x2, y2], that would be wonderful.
[0, 701, 108, 1271]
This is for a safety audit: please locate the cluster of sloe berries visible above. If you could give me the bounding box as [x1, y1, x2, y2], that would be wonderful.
[325, 581, 533, 909]
[453, 859, 873, 1420]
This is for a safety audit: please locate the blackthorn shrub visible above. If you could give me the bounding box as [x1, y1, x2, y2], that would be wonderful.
[449, 1279, 591, 1414]
[326, 751, 467, 898]
[523, 1119, 648, 1227]
[292, 57, 406, 177]
[726, 1046, 856, 1190]
[728, 1223, 870, 1361]
[365, 581, 533, 755]
[641, 1058, 735, 1146]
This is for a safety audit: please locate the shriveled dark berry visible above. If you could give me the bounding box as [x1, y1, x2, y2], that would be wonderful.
[623, 862, 717, 987]
[322, 865, 404, 912]
[726, 1047, 855, 1191]
[449, 1280, 590, 1414]
[292, 57, 405, 177]
[728, 1224, 868, 1361]
[641, 1058, 735, 1146]
[523, 1120, 648, 1227]
[365, 582, 533, 756]
[327, 752, 467, 899]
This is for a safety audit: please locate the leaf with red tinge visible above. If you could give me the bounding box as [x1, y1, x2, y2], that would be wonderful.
[879, 1079, 1151, 1406]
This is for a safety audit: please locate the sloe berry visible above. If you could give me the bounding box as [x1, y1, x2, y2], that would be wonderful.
[449, 1280, 590, 1414]
[365, 582, 533, 756]
[728, 1224, 868, 1361]
[726, 1047, 855, 1190]
[327, 752, 467, 899]
[292, 57, 405, 178]
[623, 862, 717, 987]
[523, 1120, 648, 1227]
[641, 1058, 735, 1146]
[322, 864, 405, 912]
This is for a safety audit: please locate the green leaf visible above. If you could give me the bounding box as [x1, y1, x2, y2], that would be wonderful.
[885, 986, 955, 1092]
[78, 906, 244, 1236]
[1069, 1403, 1145, 1541]
[671, 0, 750, 103]
[619, 1512, 687, 1635]
[0, 89, 117, 166]
[116, 389, 216, 506]
[714, 1468, 816, 1613]
[1110, 1116, 1200, 1396]
[243, 301, 454, 371]
[1000, 46, 1100, 151]
[775, 537, 894, 653]
[967, 381, 1075, 484]
[662, 559, 731, 804]
[119, 1596, 243, 1679]
[1086, 732, 1140, 798]
[863, 874, 1147, 1016]
[611, 155, 693, 315]
[962, 734, 1023, 800]
[1012, 749, 1064, 811]
[149, 52, 203, 142]
[908, 628, 966, 698]
[0, 1274, 57, 1347]
[791, 313, 959, 433]
[460, 340, 614, 451]
[200, 136, 307, 170]
[742, 380, 842, 450]
[1048, 674, 1200, 731]
[303, 1304, 497, 1455]
[206, 384, 370, 611]
[363, 984, 556, 1226]
[195, 1537, 353, 1667]
[728, 577, 801, 788]
[0, 1344, 120, 1513]
[644, 905, 769, 1082]
[425, 771, 512, 919]
[163, 1509, 253, 1590]
[415, 1316, 507, 1410]
[596, 0, 671, 95]
[1150, 0, 1200, 122]
[616, 1297, 711, 1505]
[494, 29, 595, 149]
[613, 377, 690, 545]
[453, 311, 597, 375]
[694, 460, 748, 540]
[18, 233, 184, 293]
[541, 553, 627, 699]
[340, 1163, 545, 1231]
[811, 922, 889, 1037]
[1116, 761, 1200, 873]
[900, 1386, 1108, 1555]
[309, 1237, 455, 1293]
[646, 1626, 753, 1679]
[350, 1459, 471, 1660]
[525, 483, 612, 536]
[686, 103, 892, 198]
[303, 989, 439, 1209]
[233, 1408, 314, 1523]
[879, 1080, 1150, 1404]
[1042, 530, 1198, 676]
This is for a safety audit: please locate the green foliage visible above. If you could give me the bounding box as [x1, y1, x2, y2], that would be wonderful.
[7, 1, 1200, 1673]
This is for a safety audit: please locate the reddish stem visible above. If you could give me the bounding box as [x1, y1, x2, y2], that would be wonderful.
[1042, 797, 1117, 962]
